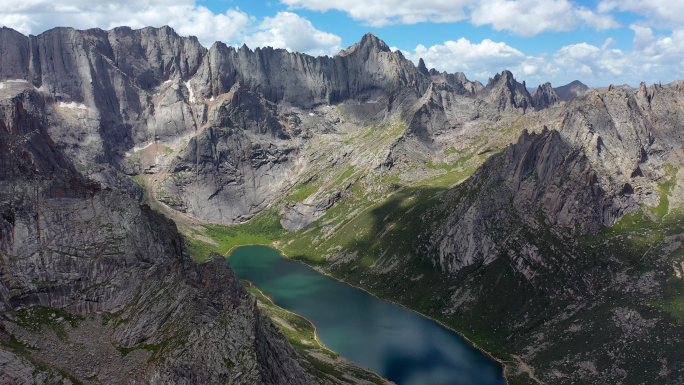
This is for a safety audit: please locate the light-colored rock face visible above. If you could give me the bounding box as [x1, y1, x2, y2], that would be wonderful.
[0, 26, 574, 227]
[0, 28, 436, 224]
[479, 70, 533, 113]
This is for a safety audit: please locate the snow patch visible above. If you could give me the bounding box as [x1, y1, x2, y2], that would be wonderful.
[0, 79, 34, 89]
[209, 96, 215, 101]
[184, 81, 195, 103]
[308, 112, 315, 116]
[59, 101, 88, 110]
[163, 79, 172, 84]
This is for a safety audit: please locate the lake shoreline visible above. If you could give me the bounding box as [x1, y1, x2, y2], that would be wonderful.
[244, 279, 330, 351]
[242, 278, 395, 384]
[226, 243, 512, 385]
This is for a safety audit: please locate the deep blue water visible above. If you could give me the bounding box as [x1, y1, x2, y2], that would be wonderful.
[229, 245, 506, 385]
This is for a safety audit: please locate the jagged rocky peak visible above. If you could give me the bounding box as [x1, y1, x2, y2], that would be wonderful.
[360, 32, 391, 51]
[531, 81, 560, 109]
[486, 69, 531, 94]
[101, 25, 206, 89]
[339, 32, 391, 56]
[487, 69, 508, 86]
[417, 58, 430, 75]
[427, 70, 483, 95]
[481, 69, 532, 112]
[635, 80, 668, 104]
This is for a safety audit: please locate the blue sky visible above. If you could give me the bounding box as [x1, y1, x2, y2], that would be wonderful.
[227, 0, 632, 53]
[2, 0, 683, 88]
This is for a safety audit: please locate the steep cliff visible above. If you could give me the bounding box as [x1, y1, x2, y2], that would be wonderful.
[0, 70, 382, 384]
[0, 27, 437, 224]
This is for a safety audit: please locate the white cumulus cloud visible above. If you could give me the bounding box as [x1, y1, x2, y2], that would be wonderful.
[0, 0, 251, 46]
[598, 0, 684, 29]
[403, 27, 684, 88]
[283, 0, 618, 35]
[280, 0, 471, 27]
[550, 28, 684, 85]
[0, 13, 34, 35]
[243, 12, 342, 55]
[470, 0, 617, 37]
[403, 38, 551, 83]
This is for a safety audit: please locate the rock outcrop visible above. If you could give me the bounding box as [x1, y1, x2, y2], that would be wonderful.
[531, 82, 560, 109]
[479, 70, 533, 112]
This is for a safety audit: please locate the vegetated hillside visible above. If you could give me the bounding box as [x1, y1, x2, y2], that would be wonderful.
[0, 46, 385, 385]
[281, 85, 684, 385]
[2, 25, 684, 384]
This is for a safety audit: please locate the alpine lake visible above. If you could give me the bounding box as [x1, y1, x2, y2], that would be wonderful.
[228, 245, 506, 385]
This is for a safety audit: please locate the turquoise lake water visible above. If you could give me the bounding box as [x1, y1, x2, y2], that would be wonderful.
[228, 245, 506, 385]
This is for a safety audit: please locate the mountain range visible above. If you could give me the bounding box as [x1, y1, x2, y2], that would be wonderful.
[1, 25, 684, 384]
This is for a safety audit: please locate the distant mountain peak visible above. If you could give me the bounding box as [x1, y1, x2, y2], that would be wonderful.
[360, 33, 389, 49]
[481, 70, 532, 112]
[339, 33, 391, 57]
[531, 82, 560, 109]
[553, 80, 589, 102]
[417, 58, 429, 76]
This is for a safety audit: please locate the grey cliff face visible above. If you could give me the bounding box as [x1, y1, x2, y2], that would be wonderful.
[0, 27, 438, 224]
[433, 70, 485, 95]
[190, 32, 430, 109]
[0, 75, 353, 384]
